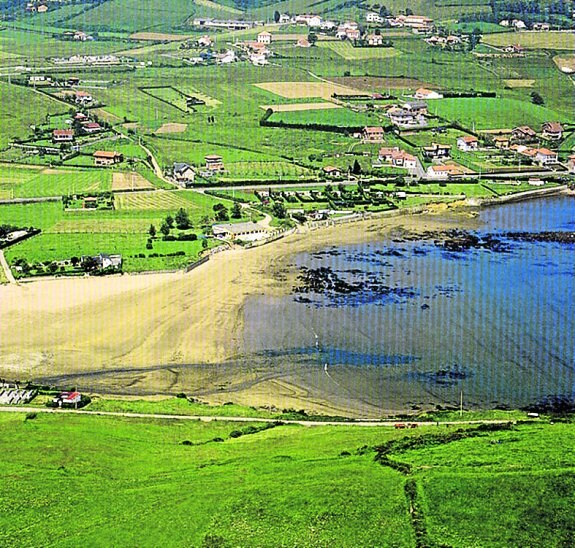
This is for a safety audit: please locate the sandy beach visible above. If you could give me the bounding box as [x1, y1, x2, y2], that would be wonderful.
[0, 207, 481, 414]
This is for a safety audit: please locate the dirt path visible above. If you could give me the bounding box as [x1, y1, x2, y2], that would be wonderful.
[0, 251, 16, 284]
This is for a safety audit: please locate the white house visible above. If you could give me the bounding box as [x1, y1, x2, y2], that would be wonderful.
[257, 31, 272, 44]
[366, 34, 383, 46]
[426, 164, 461, 179]
[366, 12, 384, 23]
[173, 162, 195, 184]
[535, 148, 558, 165]
[457, 136, 479, 151]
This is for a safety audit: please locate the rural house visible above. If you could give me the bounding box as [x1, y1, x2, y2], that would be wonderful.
[197, 35, 213, 47]
[81, 122, 102, 134]
[52, 129, 74, 143]
[82, 253, 122, 271]
[296, 37, 311, 48]
[366, 34, 383, 46]
[423, 143, 451, 159]
[541, 121, 563, 140]
[366, 12, 384, 24]
[535, 148, 558, 165]
[362, 126, 385, 142]
[257, 31, 272, 44]
[493, 136, 510, 149]
[323, 166, 342, 177]
[426, 164, 461, 179]
[379, 147, 418, 169]
[402, 101, 428, 116]
[75, 90, 93, 105]
[512, 126, 537, 144]
[457, 136, 479, 151]
[173, 162, 195, 184]
[205, 154, 224, 171]
[93, 150, 123, 166]
[53, 391, 81, 407]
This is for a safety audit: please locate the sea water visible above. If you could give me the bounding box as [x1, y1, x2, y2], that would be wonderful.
[242, 195, 575, 412]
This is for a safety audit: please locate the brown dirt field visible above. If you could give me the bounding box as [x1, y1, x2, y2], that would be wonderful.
[130, 32, 191, 41]
[112, 172, 154, 191]
[91, 108, 122, 123]
[554, 54, 575, 72]
[259, 102, 342, 112]
[254, 81, 365, 100]
[504, 79, 535, 87]
[327, 76, 440, 91]
[155, 123, 188, 134]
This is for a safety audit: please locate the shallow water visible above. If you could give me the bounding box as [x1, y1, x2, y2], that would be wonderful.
[242, 196, 575, 412]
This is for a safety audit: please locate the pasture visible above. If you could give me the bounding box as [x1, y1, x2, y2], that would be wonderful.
[268, 107, 382, 127]
[318, 41, 401, 61]
[254, 81, 365, 100]
[483, 31, 575, 50]
[261, 102, 342, 112]
[429, 97, 571, 130]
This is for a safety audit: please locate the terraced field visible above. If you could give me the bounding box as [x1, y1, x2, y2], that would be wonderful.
[115, 190, 198, 210]
[318, 41, 402, 60]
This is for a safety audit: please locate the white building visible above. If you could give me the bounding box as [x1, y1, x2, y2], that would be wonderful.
[213, 222, 267, 242]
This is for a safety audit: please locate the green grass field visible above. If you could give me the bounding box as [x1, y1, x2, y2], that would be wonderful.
[0, 409, 573, 546]
[429, 97, 570, 130]
[483, 31, 575, 50]
[318, 41, 402, 60]
[268, 107, 382, 127]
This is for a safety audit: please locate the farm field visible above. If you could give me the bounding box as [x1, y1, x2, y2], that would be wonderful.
[318, 42, 402, 60]
[268, 107, 383, 127]
[254, 81, 365, 100]
[111, 172, 154, 191]
[262, 102, 342, 112]
[482, 31, 575, 50]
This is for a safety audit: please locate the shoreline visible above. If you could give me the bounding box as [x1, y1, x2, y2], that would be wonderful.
[0, 188, 573, 417]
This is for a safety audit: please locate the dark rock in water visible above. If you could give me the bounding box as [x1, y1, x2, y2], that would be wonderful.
[420, 303, 430, 310]
[505, 231, 575, 245]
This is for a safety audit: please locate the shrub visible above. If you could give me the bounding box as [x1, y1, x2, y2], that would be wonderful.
[229, 430, 243, 438]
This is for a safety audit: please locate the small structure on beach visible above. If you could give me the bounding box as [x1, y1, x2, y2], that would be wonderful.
[212, 222, 267, 242]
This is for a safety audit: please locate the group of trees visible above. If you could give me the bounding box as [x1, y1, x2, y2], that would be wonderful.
[148, 208, 193, 244]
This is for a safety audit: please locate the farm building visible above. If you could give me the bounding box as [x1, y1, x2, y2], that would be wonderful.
[366, 12, 384, 23]
[541, 122, 563, 140]
[387, 107, 425, 127]
[414, 88, 443, 100]
[28, 75, 52, 86]
[205, 155, 224, 171]
[93, 151, 123, 166]
[457, 136, 479, 151]
[402, 101, 428, 116]
[81, 122, 102, 134]
[362, 126, 385, 142]
[213, 222, 267, 242]
[493, 136, 511, 149]
[53, 391, 81, 406]
[52, 129, 74, 143]
[378, 147, 418, 169]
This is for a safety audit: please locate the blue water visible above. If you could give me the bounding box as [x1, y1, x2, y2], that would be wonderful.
[242, 196, 575, 411]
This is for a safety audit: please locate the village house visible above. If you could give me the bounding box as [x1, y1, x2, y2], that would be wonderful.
[398, 15, 434, 33]
[197, 35, 213, 47]
[93, 150, 123, 166]
[494, 136, 511, 149]
[75, 90, 93, 105]
[53, 391, 81, 407]
[366, 34, 383, 46]
[296, 37, 311, 48]
[279, 14, 291, 24]
[512, 125, 537, 144]
[362, 126, 385, 142]
[423, 142, 451, 160]
[567, 154, 575, 173]
[257, 31, 272, 44]
[457, 135, 479, 151]
[295, 14, 322, 27]
[512, 19, 527, 30]
[173, 162, 195, 185]
[535, 148, 558, 165]
[212, 222, 267, 242]
[73, 31, 92, 41]
[504, 44, 524, 54]
[52, 129, 74, 143]
[205, 154, 224, 171]
[414, 87, 443, 100]
[387, 106, 425, 127]
[216, 50, 236, 64]
[402, 101, 428, 116]
[541, 121, 563, 140]
[532, 22, 550, 31]
[366, 12, 384, 24]
[36, 3, 48, 13]
[323, 166, 342, 177]
[28, 75, 52, 86]
[378, 147, 418, 169]
[250, 53, 268, 65]
[426, 164, 461, 179]
[81, 122, 102, 134]
[192, 18, 257, 30]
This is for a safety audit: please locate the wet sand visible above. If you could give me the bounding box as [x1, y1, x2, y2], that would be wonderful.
[0, 208, 480, 415]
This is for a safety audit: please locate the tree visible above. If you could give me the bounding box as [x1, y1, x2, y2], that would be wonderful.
[70, 256, 79, 267]
[231, 202, 242, 219]
[160, 221, 170, 237]
[530, 91, 545, 105]
[352, 159, 362, 175]
[308, 32, 318, 46]
[215, 207, 229, 221]
[272, 201, 287, 219]
[379, 5, 389, 17]
[274, 10, 280, 23]
[405, 7, 413, 16]
[468, 28, 482, 51]
[149, 224, 157, 238]
[175, 208, 191, 229]
[81, 256, 98, 272]
[165, 215, 174, 228]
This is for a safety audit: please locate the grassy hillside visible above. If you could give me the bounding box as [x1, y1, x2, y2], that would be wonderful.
[0, 409, 574, 546]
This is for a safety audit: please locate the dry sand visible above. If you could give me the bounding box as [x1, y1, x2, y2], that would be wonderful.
[0, 209, 478, 414]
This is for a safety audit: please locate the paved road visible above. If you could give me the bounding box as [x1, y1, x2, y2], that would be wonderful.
[0, 405, 521, 427]
[0, 250, 16, 284]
